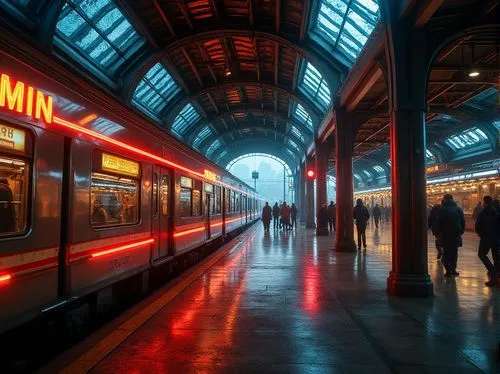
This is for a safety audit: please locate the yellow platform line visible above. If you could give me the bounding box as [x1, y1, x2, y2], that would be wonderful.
[60, 228, 255, 374]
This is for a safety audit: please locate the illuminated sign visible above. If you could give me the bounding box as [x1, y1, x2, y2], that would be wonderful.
[180, 176, 193, 188]
[0, 124, 25, 152]
[101, 153, 140, 177]
[204, 169, 218, 182]
[0, 74, 53, 124]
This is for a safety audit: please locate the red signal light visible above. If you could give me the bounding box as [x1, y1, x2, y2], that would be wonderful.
[307, 169, 315, 179]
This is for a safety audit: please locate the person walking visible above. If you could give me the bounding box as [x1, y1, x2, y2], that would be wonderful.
[327, 201, 336, 233]
[472, 202, 483, 221]
[372, 204, 382, 228]
[436, 194, 465, 278]
[290, 203, 297, 229]
[280, 202, 291, 230]
[272, 202, 280, 230]
[353, 199, 370, 251]
[475, 196, 500, 286]
[428, 201, 444, 260]
[262, 202, 272, 231]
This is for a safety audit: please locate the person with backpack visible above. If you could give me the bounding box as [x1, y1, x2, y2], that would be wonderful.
[353, 199, 370, 251]
[436, 194, 465, 278]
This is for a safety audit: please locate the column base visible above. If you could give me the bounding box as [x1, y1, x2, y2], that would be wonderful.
[387, 272, 433, 298]
[306, 222, 316, 229]
[315, 227, 329, 236]
[335, 238, 357, 252]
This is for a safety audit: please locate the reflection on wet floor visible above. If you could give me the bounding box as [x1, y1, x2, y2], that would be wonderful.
[92, 220, 499, 374]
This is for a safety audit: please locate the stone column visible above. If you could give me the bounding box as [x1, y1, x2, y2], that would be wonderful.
[335, 109, 356, 251]
[315, 140, 329, 235]
[299, 162, 306, 223]
[381, 2, 433, 297]
[306, 155, 316, 229]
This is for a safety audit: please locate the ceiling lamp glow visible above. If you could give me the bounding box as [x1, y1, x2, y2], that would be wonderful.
[468, 70, 480, 77]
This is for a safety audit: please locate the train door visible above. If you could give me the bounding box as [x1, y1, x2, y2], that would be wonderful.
[244, 196, 248, 224]
[152, 167, 171, 260]
[205, 193, 211, 240]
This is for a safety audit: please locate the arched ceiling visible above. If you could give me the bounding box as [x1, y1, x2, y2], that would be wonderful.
[0, 0, 383, 171]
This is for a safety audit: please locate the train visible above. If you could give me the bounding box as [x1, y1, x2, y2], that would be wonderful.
[0, 49, 261, 335]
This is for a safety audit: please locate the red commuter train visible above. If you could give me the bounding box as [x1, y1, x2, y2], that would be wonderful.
[0, 50, 261, 334]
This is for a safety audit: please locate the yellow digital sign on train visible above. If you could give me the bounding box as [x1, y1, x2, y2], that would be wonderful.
[102, 153, 140, 177]
[0, 124, 25, 152]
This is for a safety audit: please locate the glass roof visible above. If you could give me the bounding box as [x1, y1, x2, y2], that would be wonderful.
[215, 150, 228, 163]
[290, 125, 305, 143]
[193, 126, 212, 149]
[172, 103, 201, 137]
[373, 165, 384, 173]
[285, 148, 296, 159]
[311, 0, 380, 64]
[298, 62, 332, 110]
[353, 173, 362, 181]
[444, 127, 489, 151]
[206, 139, 221, 157]
[293, 103, 313, 129]
[55, 0, 144, 78]
[132, 62, 181, 117]
[288, 139, 299, 152]
[362, 170, 371, 177]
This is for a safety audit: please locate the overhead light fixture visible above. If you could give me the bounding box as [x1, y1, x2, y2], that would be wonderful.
[224, 67, 232, 77]
[468, 70, 480, 77]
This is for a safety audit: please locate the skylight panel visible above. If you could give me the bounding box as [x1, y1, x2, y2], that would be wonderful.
[55, 0, 145, 78]
[312, 0, 379, 64]
[132, 63, 182, 116]
[293, 103, 313, 129]
[298, 62, 331, 110]
[206, 139, 221, 157]
[362, 170, 371, 177]
[445, 127, 489, 150]
[193, 126, 212, 149]
[493, 121, 500, 131]
[171, 103, 201, 137]
[216, 150, 228, 162]
[290, 126, 305, 143]
[286, 148, 296, 158]
[373, 165, 384, 173]
[288, 139, 299, 152]
[353, 173, 362, 181]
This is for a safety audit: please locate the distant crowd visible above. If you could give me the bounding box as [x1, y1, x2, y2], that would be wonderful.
[261, 201, 297, 231]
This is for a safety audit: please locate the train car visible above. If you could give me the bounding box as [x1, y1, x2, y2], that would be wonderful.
[0, 49, 260, 335]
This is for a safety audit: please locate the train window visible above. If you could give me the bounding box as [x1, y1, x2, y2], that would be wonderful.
[0, 156, 29, 236]
[215, 187, 221, 214]
[235, 194, 240, 212]
[152, 173, 158, 216]
[90, 173, 139, 228]
[225, 190, 230, 213]
[160, 175, 169, 216]
[180, 187, 191, 217]
[192, 189, 201, 216]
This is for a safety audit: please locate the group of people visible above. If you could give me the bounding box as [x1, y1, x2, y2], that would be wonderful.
[428, 194, 500, 286]
[261, 201, 297, 232]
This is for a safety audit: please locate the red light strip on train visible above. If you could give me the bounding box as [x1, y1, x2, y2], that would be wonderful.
[225, 217, 243, 224]
[91, 238, 154, 258]
[173, 226, 206, 238]
[0, 274, 12, 284]
[52, 116, 256, 196]
[210, 221, 223, 228]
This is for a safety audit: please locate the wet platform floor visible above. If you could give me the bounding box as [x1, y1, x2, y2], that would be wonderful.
[80, 221, 499, 373]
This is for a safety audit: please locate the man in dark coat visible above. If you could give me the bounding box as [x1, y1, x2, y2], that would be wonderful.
[436, 194, 465, 277]
[327, 201, 336, 233]
[372, 204, 382, 228]
[272, 202, 280, 230]
[0, 178, 16, 233]
[475, 196, 500, 286]
[353, 199, 370, 251]
[428, 202, 443, 260]
[261, 202, 272, 231]
[290, 203, 298, 229]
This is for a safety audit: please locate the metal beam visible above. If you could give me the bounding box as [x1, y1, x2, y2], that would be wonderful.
[414, 0, 444, 28]
[152, 0, 176, 36]
[182, 47, 204, 87]
[346, 65, 383, 112]
[176, 0, 194, 29]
